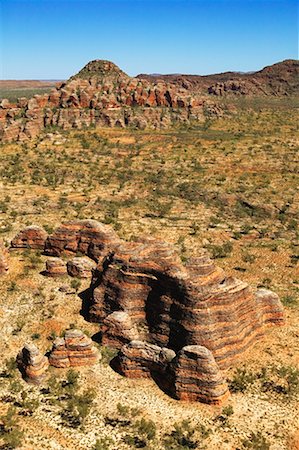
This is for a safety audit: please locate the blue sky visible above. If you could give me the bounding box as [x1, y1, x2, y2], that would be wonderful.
[0, 0, 298, 79]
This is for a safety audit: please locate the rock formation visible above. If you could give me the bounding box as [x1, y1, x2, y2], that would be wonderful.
[88, 237, 285, 369]
[0, 241, 9, 275]
[17, 344, 49, 384]
[1, 59, 298, 143]
[44, 219, 119, 262]
[11, 225, 48, 250]
[114, 341, 229, 404]
[167, 345, 229, 404]
[11, 220, 285, 403]
[44, 258, 67, 277]
[48, 329, 98, 368]
[67, 257, 96, 278]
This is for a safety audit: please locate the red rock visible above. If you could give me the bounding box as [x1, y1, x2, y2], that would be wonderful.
[168, 345, 229, 404]
[49, 329, 98, 368]
[17, 344, 49, 384]
[44, 258, 67, 277]
[88, 237, 284, 369]
[11, 225, 48, 250]
[67, 256, 96, 278]
[44, 219, 120, 261]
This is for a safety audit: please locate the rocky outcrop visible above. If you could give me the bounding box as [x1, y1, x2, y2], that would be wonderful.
[168, 345, 229, 404]
[11, 225, 48, 250]
[12, 219, 285, 404]
[0, 241, 9, 275]
[114, 341, 228, 404]
[67, 257, 96, 278]
[114, 340, 175, 379]
[48, 329, 98, 368]
[44, 258, 67, 277]
[17, 344, 49, 384]
[44, 219, 119, 261]
[0, 59, 220, 143]
[88, 237, 285, 369]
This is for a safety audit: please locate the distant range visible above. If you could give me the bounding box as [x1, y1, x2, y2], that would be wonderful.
[1, 59, 298, 95]
[0, 59, 298, 143]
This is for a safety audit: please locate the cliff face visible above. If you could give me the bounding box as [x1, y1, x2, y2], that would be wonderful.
[0, 59, 221, 143]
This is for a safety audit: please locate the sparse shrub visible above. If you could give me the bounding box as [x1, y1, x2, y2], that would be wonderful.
[0, 406, 24, 449]
[163, 420, 198, 449]
[206, 241, 233, 259]
[241, 431, 270, 449]
[93, 437, 114, 450]
[229, 367, 255, 393]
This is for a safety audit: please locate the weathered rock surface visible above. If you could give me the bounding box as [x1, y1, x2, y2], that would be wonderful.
[44, 258, 67, 277]
[168, 345, 229, 404]
[44, 219, 119, 261]
[0, 59, 220, 143]
[48, 329, 98, 368]
[67, 256, 96, 278]
[12, 219, 285, 404]
[88, 237, 285, 369]
[115, 340, 175, 379]
[114, 341, 228, 404]
[0, 241, 9, 275]
[11, 225, 48, 250]
[17, 344, 49, 384]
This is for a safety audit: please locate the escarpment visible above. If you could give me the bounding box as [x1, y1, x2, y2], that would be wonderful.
[12, 220, 285, 404]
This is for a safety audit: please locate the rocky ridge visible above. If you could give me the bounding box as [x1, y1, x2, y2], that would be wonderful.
[12, 220, 285, 404]
[0, 59, 221, 142]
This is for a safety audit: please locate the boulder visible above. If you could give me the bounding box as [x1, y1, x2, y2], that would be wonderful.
[67, 256, 96, 278]
[11, 225, 48, 250]
[44, 258, 67, 277]
[17, 344, 49, 384]
[115, 340, 175, 379]
[49, 329, 99, 368]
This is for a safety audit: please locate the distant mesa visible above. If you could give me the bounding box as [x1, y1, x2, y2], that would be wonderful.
[0, 58, 298, 143]
[13, 219, 285, 404]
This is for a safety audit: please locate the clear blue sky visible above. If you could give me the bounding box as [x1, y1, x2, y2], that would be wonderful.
[0, 0, 298, 79]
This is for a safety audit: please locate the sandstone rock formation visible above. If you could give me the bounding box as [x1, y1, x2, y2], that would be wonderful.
[0, 59, 220, 143]
[11, 219, 285, 403]
[88, 238, 285, 369]
[114, 340, 175, 379]
[44, 219, 119, 262]
[11, 225, 48, 250]
[167, 345, 229, 404]
[67, 257, 96, 278]
[0, 241, 9, 275]
[114, 341, 229, 404]
[44, 258, 67, 277]
[48, 329, 98, 368]
[17, 344, 49, 384]
[1, 59, 298, 143]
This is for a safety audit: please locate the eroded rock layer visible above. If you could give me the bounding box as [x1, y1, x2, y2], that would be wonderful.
[44, 258, 67, 277]
[168, 345, 229, 404]
[44, 219, 119, 262]
[88, 237, 285, 369]
[17, 344, 49, 384]
[0, 60, 220, 142]
[67, 257, 96, 278]
[48, 329, 98, 368]
[11, 225, 48, 250]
